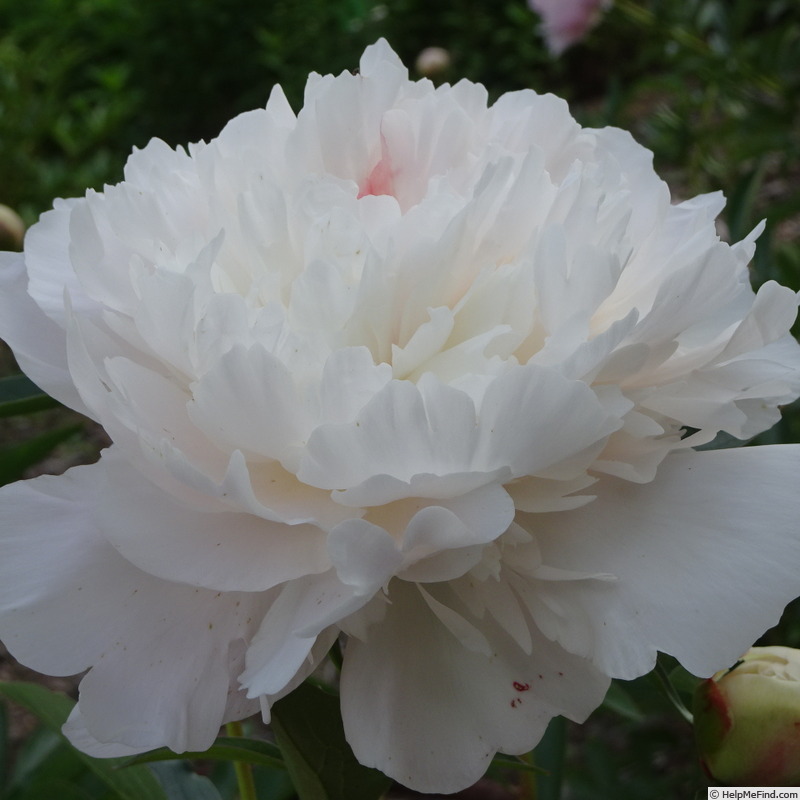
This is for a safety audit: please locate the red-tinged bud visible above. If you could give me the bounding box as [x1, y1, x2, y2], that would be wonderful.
[694, 646, 800, 786]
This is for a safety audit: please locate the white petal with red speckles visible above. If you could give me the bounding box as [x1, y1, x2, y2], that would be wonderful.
[340, 580, 609, 793]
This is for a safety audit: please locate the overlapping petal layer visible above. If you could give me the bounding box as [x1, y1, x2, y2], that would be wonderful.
[1, 40, 800, 793]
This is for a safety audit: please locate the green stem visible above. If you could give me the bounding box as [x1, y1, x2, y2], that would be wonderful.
[534, 716, 566, 800]
[225, 721, 258, 800]
[653, 661, 694, 725]
[518, 751, 538, 800]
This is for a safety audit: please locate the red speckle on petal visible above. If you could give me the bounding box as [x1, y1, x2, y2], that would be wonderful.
[513, 681, 531, 692]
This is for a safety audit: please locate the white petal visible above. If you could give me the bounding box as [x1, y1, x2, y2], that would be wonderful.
[332, 468, 510, 507]
[507, 473, 597, 513]
[716, 280, 799, 361]
[98, 354, 224, 476]
[0, 252, 91, 416]
[241, 570, 366, 697]
[94, 449, 330, 592]
[189, 343, 309, 468]
[528, 445, 800, 678]
[398, 484, 516, 581]
[318, 346, 392, 424]
[328, 519, 403, 591]
[0, 462, 274, 753]
[299, 377, 479, 491]
[392, 306, 455, 379]
[301, 365, 618, 500]
[63, 707, 150, 758]
[475, 363, 621, 476]
[242, 513, 408, 698]
[340, 580, 609, 793]
[24, 198, 99, 319]
[417, 585, 493, 656]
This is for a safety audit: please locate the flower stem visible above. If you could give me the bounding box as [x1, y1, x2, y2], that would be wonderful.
[534, 716, 566, 800]
[225, 721, 258, 800]
[518, 752, 538, 800]
[653, 661, 694, 725]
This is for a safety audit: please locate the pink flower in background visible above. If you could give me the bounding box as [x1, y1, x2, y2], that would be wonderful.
[1, 40, 800, 793]
[529, 0, 613, 54]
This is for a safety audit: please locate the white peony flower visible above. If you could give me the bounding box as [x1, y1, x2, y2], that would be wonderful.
[2, 40, 800, 793]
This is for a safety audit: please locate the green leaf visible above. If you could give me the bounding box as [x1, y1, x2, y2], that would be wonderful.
[0, 375, 59, 418]
[650, 659, 694, 724]
[270, 682, 391, 800]
[9, 729, 87, 799]
[491, 754, 546, 775]
[0, 683, 74, 732]
[16, 779, 94, 800]
[147, 762, 223, 800]
[601, 681, 645, 722]
[0, 423, 82, 486]
[668, 664, 703, 705]
[0, 682, 168, 800]
[9, 727, 65, 791]
[122, 737, 284, 772]
[533, 716, 566, 800]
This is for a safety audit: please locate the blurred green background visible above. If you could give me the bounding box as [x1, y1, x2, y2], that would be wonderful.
[1, 1, 799, 798]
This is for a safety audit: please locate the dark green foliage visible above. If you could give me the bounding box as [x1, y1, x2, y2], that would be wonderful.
[122, 736, 284, 773]
[0, 682, 169, 800]
[0, 375, 59, 418]
[270, 682, 391, 800]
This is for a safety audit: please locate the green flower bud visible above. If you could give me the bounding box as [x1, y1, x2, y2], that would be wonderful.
[694, 646, 800, 786]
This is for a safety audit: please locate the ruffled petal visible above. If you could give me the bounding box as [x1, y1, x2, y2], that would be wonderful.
[300, 364, 619, 499]
[0, 251, 91, 416]
[94, 449, 330, 592]
[188, 343, 311, 469]
[0, 461, 274, 753]
[340, 580, 609, 793]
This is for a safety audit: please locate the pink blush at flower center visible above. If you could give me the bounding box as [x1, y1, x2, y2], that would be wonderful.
[358, 152, 396, 198]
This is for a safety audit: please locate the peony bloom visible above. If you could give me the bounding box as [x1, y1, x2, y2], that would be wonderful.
[2, 40, 800, 793]
[528, 0, 613, 55]
[694, 647, 800, 786]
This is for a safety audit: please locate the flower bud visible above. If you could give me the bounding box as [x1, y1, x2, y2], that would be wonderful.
[0, 204, 25, 250]
[693, 646, 800, 786]
[414, 46, 451, 77]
